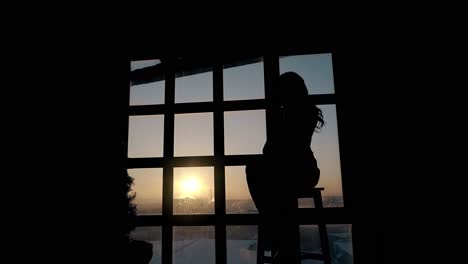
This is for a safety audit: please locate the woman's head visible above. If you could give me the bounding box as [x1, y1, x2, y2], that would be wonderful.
[276, 72, 324, 132]
[276, 72, 308, 104]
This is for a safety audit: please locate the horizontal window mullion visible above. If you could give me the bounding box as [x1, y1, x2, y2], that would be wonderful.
[128, 96, 337, 116]
[135, 208, 351, 226]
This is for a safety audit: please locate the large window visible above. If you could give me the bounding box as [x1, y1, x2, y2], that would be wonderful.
[128, 54, 353, 263]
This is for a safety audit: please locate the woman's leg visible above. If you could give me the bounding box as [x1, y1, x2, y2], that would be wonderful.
[246, 158, 278, 258]
[277, 205, 300, 264]
[246, 158, 267, 212]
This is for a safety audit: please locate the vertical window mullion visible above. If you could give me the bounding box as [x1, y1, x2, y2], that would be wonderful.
[262, 56, 280, 142]
[213, 62, 227, 264]
[162, 62, 175, 264]
[330, 51, 351, 210]
[124, 62, 131, 157]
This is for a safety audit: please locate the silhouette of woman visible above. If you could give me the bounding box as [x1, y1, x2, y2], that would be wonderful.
[246, 72, 324, 263]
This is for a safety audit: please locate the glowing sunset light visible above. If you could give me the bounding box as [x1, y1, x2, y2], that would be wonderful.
[180, 177, 201, 198]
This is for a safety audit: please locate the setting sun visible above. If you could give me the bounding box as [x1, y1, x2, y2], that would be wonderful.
[180, 177, 201, 198]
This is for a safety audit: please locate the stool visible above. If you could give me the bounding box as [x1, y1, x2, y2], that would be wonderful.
[256, 188, 331, 264]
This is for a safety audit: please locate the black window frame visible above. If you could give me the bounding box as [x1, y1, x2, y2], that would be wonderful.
[126, 52, 352, 264]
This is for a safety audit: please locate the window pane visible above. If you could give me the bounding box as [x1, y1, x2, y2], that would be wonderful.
[174, 167, 214, 215]
[300, 225, 321, 256]
[130, 226, 162, 264]
[280, 53, 335, 95]
[130, 80, 165, 106]
[298, 198, 315, 209]
[300, 224, 353, 264]
[226, 166, 258, 214]
[173, 226, 215, 264]
[128, 168, 163, 215]
[174, 113, 213, 157]
[131, 59, 161, 71]
[328, 224, 353, 264]
[128, 115, 164, 158]
[224, 60, 265, 101]
[227, 226, 258, 264]
[224, 110, 266, 155]
[311, 105, 343, 207]
[175, 68, 213, 103]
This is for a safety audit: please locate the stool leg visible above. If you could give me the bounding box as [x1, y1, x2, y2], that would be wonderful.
[315, 193, 332, 264]
[318, 223, 331, 264]
[257, 225, 263, 264]
[258, 223, 278, 264]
